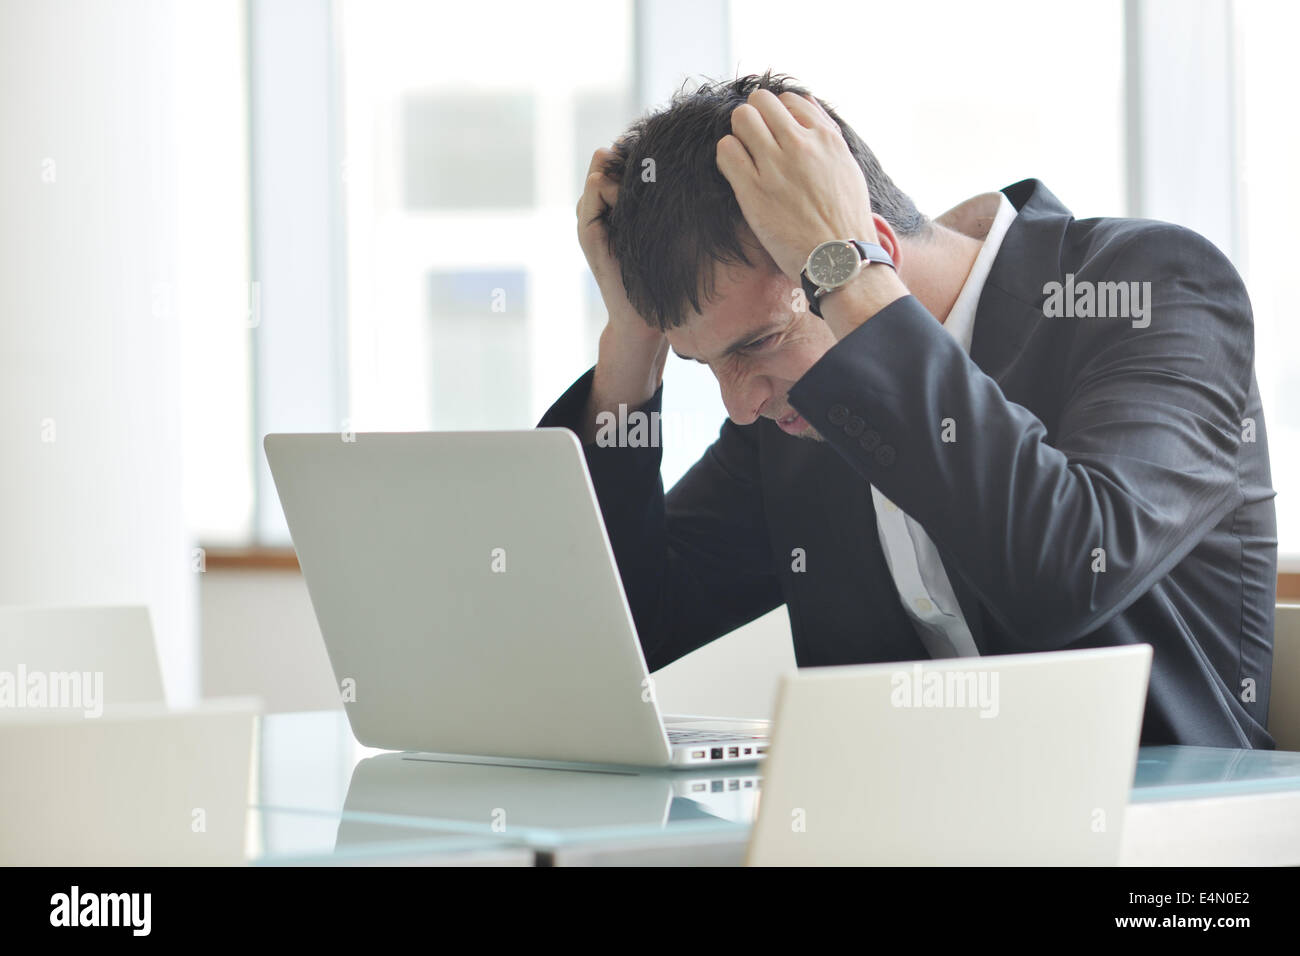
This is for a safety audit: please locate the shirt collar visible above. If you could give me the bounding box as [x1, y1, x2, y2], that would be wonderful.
[932, 191, 1018, 354]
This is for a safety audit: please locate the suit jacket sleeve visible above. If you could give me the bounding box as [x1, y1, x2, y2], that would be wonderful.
[538, 369, 782, 670]
[788, 224, 1253, 650]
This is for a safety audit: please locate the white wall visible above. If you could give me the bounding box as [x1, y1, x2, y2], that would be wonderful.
[0, 0, 196, 701]
[200, 569, 341, 713]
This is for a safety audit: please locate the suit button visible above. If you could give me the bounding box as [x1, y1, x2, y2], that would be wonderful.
[828, 404, 850, 425]
[858, 429, 880, 452]
[875, 444, 896, 467]
[844, 416, 865, 437]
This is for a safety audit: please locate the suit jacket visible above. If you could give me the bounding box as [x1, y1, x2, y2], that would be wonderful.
[538, 179, 1277, 748]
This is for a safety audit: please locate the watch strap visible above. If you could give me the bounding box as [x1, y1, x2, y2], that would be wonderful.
[800, 270, 825, 318]
[848, 240, 896, 271]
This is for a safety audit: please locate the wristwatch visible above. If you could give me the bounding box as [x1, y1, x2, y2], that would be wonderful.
[800, 239, 896, 318]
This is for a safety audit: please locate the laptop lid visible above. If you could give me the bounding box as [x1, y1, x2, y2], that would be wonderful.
[746, 644, 1152, 865]
[264, 430, 673, 767]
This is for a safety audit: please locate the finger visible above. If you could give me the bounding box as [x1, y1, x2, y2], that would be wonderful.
[585, 146, 615, 179]
[578, 147, 621, 217]
[716, 133, 756, 184]
[587, 147, 623, 198]
[577, 170, 618, 224]
[730, 102, 780, 163]
[746, 88, 805, 148]
[800, 93, 840, 130]
[778, 92, 823, 131]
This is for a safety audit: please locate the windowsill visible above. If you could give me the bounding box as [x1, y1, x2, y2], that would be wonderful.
[201, 546, 299, 572]
[196, 544, 1300, 601]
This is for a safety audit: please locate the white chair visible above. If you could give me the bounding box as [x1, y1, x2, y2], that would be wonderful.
[1269, 604, 1300, 751]
[0, 699, 258, 865]
[0, 604, 165, 707]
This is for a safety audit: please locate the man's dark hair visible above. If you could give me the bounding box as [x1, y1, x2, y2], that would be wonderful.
[599, 71, 928, 331]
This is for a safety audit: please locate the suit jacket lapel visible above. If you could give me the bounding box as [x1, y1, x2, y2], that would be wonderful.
[972, 179, 1073, 375]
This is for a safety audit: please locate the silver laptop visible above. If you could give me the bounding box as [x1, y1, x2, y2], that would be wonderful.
[264, 429, 769, 769]
[746, 644, 1153, 865]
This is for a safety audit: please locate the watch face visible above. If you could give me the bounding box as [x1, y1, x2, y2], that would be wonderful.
[807, 241, 859, 288]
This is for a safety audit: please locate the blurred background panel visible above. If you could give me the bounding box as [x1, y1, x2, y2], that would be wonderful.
[426, 269, 530, 430]
[401, 92, 537, 210]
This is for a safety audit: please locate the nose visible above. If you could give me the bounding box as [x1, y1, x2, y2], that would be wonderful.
[718, 373, 771, 427]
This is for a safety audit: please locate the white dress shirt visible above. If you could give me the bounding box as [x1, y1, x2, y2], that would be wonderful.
[869, 191, 1018, 658]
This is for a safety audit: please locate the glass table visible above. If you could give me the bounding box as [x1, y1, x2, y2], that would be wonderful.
[250, 711, 1300, 866]
[250, 805, 533, 866]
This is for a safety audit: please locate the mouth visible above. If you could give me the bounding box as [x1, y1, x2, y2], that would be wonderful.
[776, 411, 806, 435]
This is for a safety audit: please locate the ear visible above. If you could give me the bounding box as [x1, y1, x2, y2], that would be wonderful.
[871, 213, 903, 270]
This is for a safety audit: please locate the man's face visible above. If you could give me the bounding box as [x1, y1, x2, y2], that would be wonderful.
[665, 255, 836, 440]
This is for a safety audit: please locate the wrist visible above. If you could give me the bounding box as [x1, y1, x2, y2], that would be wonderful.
[594, 324, 669, 401]
[818, 264, 908, 340]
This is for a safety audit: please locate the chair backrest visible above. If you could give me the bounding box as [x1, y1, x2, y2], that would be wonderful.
[0, 605, 165, 710]
[747, 645, 1152, 865]
[0, 699, 258, 865]
[1269, 604, 1300, 751]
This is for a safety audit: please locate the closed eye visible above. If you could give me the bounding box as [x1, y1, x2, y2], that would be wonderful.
[741, 334, 778, 354]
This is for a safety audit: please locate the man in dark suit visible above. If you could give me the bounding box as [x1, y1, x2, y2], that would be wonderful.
[539, 73, 1276, 748]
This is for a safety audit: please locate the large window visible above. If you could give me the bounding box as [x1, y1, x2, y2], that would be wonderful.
[731, 0, 1126, 221]
[188, 0, 1300, 565]
[337, 0, 634, 438]
[178, 2, 253, 545]
[1236, 0, 1300, 565]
